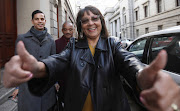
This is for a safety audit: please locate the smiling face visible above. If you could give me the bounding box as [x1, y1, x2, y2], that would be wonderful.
[62, 23, 74, 39]
[31, 13, 46, 31]
[81, 11, 102, 40]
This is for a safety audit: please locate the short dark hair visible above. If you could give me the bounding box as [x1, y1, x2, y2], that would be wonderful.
[76, 5, 109, 39]
[32, 10, 45, 19]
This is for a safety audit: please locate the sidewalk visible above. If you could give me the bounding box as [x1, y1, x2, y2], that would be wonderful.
[0, 68, 18, 111]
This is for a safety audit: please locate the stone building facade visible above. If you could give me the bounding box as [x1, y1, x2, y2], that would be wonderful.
[134, 0, 180, 38]
[104, 0, 135, 40]
[104, 0, 180, 40]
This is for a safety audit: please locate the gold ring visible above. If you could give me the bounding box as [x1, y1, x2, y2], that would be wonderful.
[171, 103, 180, 111]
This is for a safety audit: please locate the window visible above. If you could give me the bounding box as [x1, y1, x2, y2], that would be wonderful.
[149, 36, 180, 73]
[115, 20, 117, 36]
[157, 0, 162, 13]
[177, 0, 180, 6]
[124, 15, 127, 24]
[151, 37, 174, 50]
[158, 25, 163, 30]
[135, 10, 138, 21]
[136, 29, 139, 37]
[134, 7, 139, 21]
[128, 39, 147, 62]
[123, 7, 126, 24]
[145, 27, 149, 34]
[177, 22, 180, 25]
[144, 5, 148, 17]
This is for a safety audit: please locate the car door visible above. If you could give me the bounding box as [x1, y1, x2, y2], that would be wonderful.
[148, 35, 180, 74]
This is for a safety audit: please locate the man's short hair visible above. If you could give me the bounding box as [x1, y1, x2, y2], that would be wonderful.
[62, 21, 74, 29]
[32, 10, 45, 19]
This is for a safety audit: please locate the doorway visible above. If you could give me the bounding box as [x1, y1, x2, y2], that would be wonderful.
[0, 0, 17, 68]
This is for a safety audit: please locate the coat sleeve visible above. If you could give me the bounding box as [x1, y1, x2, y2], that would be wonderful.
[28, 38, 75, 96]
[110, 37, 146, 108]
[109, 37, 144, 91]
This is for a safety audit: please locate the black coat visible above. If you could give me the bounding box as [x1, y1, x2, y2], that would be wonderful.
[29, 36, 144, 111]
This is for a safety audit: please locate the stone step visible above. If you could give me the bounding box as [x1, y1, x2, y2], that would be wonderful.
[0, 99, 17, 111]
[0, 86, 15, 105]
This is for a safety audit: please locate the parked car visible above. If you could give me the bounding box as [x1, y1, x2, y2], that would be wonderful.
[122, 26, 180, 111]
[121, 39, 133, 48]
[126, 26, 180, 85]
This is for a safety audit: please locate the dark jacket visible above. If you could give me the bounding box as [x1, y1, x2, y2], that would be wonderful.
[55, 35, 69, 54]
[16, 30, 56, 111]
[29, 36, 144, 111]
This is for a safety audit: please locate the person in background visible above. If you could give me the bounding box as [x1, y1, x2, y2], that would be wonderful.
[55, 21, 74, 110]
[11, 10, 56, 111]
[3, 6, 180, 111]
[55, 22, 74, 54]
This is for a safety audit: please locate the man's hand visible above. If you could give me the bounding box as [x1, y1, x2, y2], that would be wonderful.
[12, 88, 19, 99]
[137, 50, 180, 111]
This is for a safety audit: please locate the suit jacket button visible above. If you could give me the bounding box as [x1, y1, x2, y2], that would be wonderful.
[81, 62, 84, 67]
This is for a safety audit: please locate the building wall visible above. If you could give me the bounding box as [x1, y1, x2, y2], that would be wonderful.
[17, 0, 41, 34]
[40, 0, 51, 33]
[104, 8, 114, 35]
[119, 0, 129, 39]
[105, 0, 180, 40]
[16, 0, 76, 40]
[57, 0, 76, 38]
[17, 0, 56, 37]
[49, 0, 58, 39]
[106, 0, 135, 40]
[134, 0, 180, 37]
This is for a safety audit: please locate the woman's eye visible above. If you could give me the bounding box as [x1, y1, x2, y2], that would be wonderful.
[92, 17, 98, 21]
[81, 19, 89, 24]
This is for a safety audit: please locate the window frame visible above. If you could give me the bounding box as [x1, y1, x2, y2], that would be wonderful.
[158, 25, 163, 30]
[176, 0, 180, 6]
[134, 7, 139, 21]
[127, 38, 149, 63]
[142, 1, 149, 18]
[157, 0, 162, 13]
[144, 5, 148, 18]
[145, 27, 149, 34]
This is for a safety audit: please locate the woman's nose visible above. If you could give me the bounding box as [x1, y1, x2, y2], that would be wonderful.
[87, 19, 94, 25]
